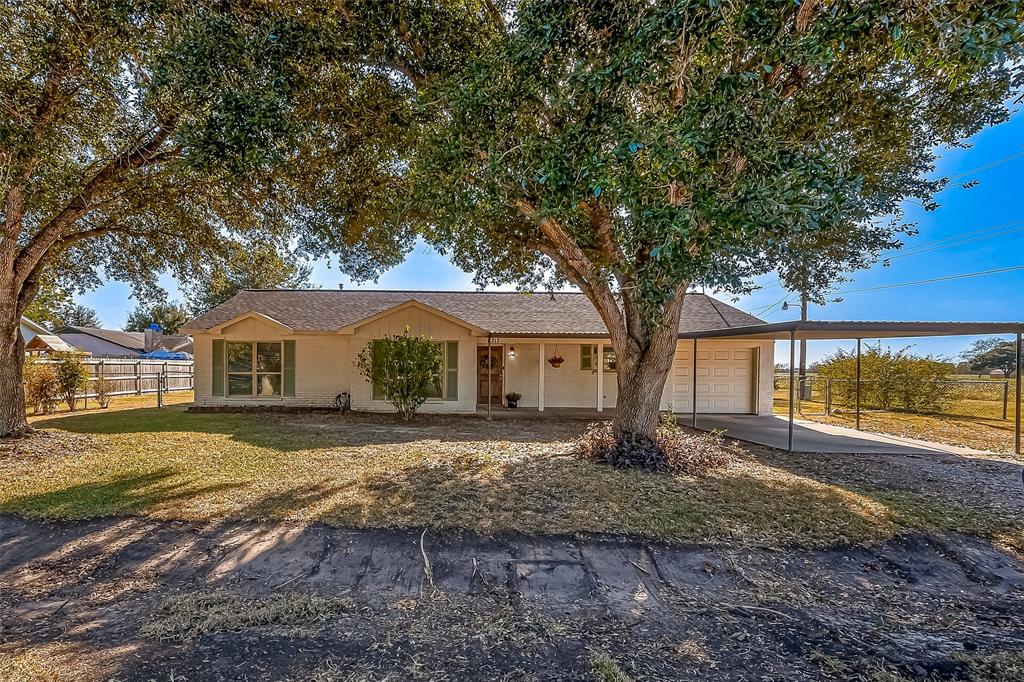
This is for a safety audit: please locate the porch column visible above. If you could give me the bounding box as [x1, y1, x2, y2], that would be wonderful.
[487, 335, 492, 420]
[691, 338, 698, 428]
[596, 344, 604, 412]
[538, 341, 545, 412]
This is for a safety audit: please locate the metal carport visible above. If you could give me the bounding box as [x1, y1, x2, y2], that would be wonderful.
[679, 321, 1024, 454]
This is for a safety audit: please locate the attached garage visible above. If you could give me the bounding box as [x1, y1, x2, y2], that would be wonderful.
[667, 340, 774, 415]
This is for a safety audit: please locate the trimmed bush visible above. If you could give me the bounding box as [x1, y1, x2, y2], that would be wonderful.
[24, 358, 60, 415]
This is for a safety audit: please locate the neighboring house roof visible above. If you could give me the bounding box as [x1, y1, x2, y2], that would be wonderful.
[156, 334, 194, 354]
[25, 334, 78, 353]
[54, 326, 146, 352]
[20, 317, 49, 336]
[183, 290, 764, 336]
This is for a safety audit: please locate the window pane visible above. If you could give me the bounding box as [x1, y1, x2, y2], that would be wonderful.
[228, 374, 253, 396]
[603, 348, 617, 371]
[256, 342, 282, 372]
[257, 373, 281, 396]
[227, 343, 252, 373]
[580, 344, 593, 370]
[425, 376, 443, 398]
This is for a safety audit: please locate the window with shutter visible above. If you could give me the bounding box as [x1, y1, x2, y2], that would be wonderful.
[444, 341, 458, 400]
[212, 339, 225, 396]
[283, 340, 295, 397]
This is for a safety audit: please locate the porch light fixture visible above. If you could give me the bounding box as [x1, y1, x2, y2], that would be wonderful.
[508, 345, 516, 358]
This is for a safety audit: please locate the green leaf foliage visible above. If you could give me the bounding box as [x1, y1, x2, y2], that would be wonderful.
[123, 301, 192, 334]
[412, 0, 1023, 321]
[355, 328, 444, 420]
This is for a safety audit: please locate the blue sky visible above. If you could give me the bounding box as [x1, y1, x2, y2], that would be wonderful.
[81, 109, 1024, 363]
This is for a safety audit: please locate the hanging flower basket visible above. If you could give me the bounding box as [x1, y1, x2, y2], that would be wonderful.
[547, 355, 564, 368]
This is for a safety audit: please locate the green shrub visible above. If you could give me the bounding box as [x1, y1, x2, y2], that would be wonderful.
[24, 358, 60, 415]
[53, 353, 89, 412]
[94, 376, 114, 409]
[817, 344, 951, 413]
[355, 327, 444, 420]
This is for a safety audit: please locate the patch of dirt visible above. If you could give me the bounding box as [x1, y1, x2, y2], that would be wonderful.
[0, 430, 97, 461]
[2, 516, 1023, 681]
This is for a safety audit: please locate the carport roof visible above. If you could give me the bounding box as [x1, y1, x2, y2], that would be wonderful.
[678, 319, 1024, 340]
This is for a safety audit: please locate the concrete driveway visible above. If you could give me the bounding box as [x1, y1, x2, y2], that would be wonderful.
[694, 414, 987, 455]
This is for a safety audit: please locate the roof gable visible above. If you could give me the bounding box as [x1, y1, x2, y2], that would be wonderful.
[338, 299, 486, 334]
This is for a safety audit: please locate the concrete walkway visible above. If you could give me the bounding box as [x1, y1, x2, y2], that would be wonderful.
[694, 414, 988, 455]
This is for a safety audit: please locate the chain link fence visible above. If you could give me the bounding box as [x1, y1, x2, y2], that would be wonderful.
[774, 374, 1015, 421]
[26, 359, 194, 416]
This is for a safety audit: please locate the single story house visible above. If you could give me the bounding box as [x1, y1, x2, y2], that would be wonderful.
[54, 326, 148, 358]
[54, 326, 194, 358]
[20, 317, 49, 344]
[25, 334, 80, 355]
[182, 290, 775, 415]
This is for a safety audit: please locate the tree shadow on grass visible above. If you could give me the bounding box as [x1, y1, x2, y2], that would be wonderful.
[30, 408, 588, 452]
[0, 468, 247, 524]
[4, 451, 1024, 681]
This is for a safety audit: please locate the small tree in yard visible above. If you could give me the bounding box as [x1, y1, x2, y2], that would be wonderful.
[356, 329, 444, 421]
[54, 354, 89, 412]
[408, 0, 1022, 466]
[962, 339, 1018, 377]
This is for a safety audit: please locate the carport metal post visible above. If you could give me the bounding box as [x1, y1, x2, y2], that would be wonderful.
[855, 338, 862, 431]
[788, 330, 796, 452]
[1016, 332, 1021, 455]
[691, 338, 698, 428]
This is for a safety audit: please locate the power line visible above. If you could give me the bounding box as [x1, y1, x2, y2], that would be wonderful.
[945, 151, 1024, 182]
[888, 223, 1024, 261]
[887, 218, 1024, 254]
[832, 264, 1024, 295]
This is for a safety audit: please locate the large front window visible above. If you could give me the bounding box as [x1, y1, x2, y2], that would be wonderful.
[227, 341, 282, 396]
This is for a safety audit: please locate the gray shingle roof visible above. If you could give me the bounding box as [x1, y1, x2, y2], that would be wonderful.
[54, 326, 146, 351]
[184, 290, 764, 336]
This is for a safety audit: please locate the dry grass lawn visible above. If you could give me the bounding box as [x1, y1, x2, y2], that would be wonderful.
[2, 408, 1022, 551]
[773, 392, 1020, 454]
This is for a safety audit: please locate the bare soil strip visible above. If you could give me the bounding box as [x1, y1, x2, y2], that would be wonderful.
[2, 516, 1023, 681]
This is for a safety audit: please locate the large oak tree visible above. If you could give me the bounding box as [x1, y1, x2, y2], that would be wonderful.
[1, 0, 494, 436]
[412, 0, 1022, 443]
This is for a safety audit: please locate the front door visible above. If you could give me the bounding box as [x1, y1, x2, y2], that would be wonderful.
[477, 346, 503, 404]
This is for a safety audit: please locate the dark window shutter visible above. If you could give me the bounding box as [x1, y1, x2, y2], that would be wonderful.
[371, 339, 384, 400]
[445, 341, 458, 401]
[283, 340, 295, 397]
[212, 339, 225, 396]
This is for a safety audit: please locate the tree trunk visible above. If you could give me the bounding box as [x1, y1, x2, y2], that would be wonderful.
[0, 301, 30, 438]
[609, 302, 683, 440]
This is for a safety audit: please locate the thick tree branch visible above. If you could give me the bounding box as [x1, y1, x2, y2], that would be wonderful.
[12, 117, 180, 282]
[516, 199, 633, 354]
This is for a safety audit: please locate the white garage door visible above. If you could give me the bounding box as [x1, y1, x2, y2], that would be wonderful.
[668, 344, 756, 414]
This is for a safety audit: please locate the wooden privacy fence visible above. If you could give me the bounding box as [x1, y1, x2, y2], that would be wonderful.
[35, 358, 194, 405]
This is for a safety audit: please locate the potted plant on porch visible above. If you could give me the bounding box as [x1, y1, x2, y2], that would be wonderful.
[547, 354, 564, 368]
[505, 392, 521, 408]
